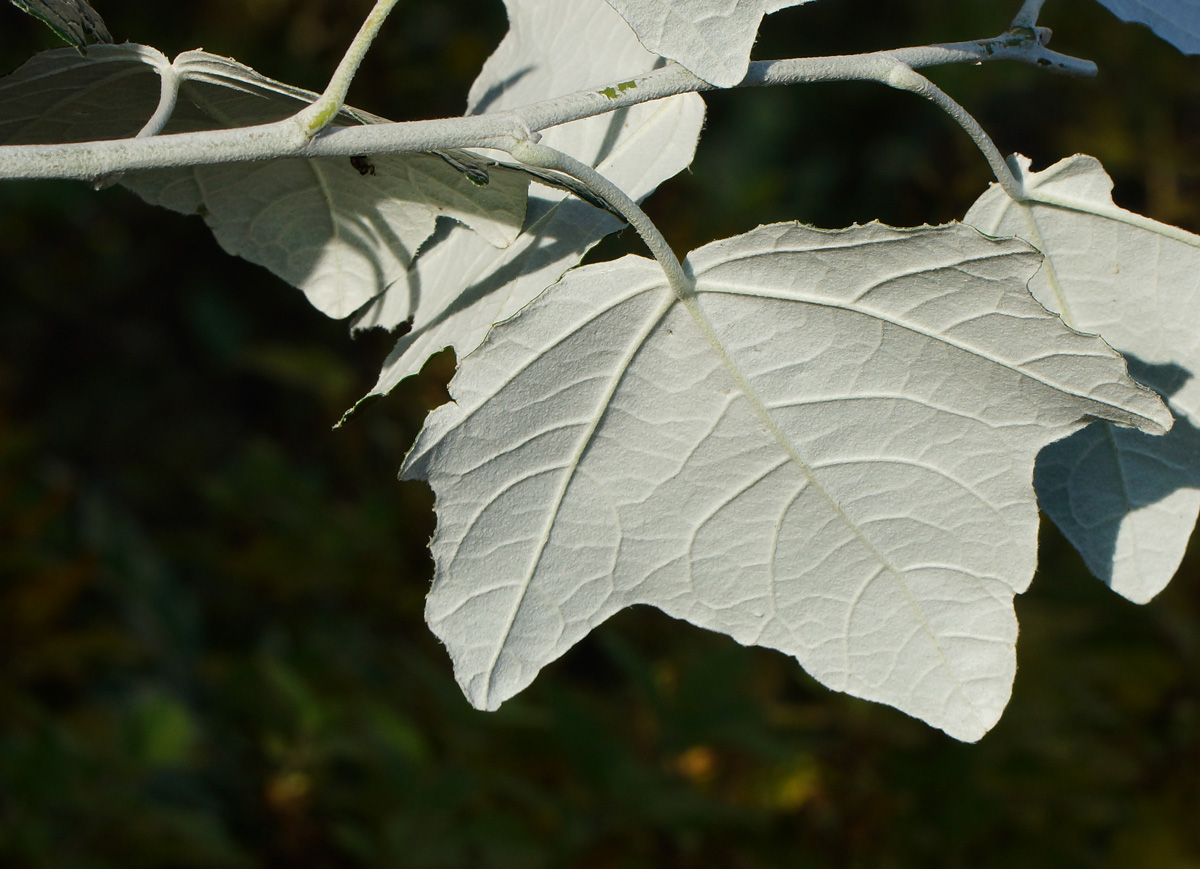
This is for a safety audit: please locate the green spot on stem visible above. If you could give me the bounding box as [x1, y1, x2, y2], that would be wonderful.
[306, 102, 339, 136]
[598, 81, 637, 100]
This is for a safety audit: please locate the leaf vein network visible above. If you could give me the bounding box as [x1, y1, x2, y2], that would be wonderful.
[474, 289, 675, 705]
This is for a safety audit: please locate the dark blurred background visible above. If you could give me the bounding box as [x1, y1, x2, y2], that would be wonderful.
[1, 1, 1199, 866]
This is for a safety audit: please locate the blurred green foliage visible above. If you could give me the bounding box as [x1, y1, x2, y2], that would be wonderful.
[2, 1, 1200, 866]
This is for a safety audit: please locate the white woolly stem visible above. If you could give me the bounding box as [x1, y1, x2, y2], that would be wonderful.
[878, 61, 1026, 200]
[135, 60, 180, 139]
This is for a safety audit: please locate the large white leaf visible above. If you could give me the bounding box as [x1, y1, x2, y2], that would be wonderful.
[603, 0, 818, 87]
[0, 46, 529, 320]
[1093, 0, 1200, 53]
[350, 0, 705, 404]
[966, 154, 1200, 603]
[403, 221, 1170, 741]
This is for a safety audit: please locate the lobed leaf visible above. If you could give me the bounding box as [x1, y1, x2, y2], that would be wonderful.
[967, 153, 1200, 603]
[403, 221, 1169, 741]
[350, 0, 705, 412]
[603, 0, 818, 87]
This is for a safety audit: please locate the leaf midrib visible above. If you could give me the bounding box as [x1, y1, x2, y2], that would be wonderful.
[673, 287, 979, 710]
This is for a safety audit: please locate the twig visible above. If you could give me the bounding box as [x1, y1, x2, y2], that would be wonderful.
[0, 27, 1096, 181]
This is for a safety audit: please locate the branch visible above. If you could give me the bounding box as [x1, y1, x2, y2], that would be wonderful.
[0, 27, 1095, 182]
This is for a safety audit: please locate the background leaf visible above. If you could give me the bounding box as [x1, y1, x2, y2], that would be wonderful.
[1093, 0, 1200, 54]
[0, 43, 167, 142]
[0, 45, 529, 319]
[8, 0, 112, 49]
[966, 153, 1200, 603]
[603, 0, 818, 87]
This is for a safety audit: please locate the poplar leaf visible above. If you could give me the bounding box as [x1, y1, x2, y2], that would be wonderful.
[403, 222, 1169, 741]
[9, 0, 112, 49]
[966, 153, 1200, 602]
[349, 0, 704, 412]
[1092, 0, 1200, 53]
[603, 0, 818, 87]
[0, 45, 529, 319]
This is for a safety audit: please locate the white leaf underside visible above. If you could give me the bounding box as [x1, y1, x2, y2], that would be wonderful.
[967, 153, 1200, 603]
[404, 221, 1169, 742]
[0, 45, 529, 320]
[350, 0, 705, 408]
[603, 0, 818, 87]
[1093, 0, 1200, 53]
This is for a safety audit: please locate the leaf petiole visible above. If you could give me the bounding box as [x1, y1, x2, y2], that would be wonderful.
[295, 0, 402, 138]
[501, 138, 695, 301]
[1010, 0, 1048, 29]
[880, 61, 1026, 200]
